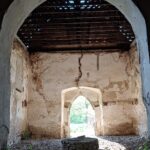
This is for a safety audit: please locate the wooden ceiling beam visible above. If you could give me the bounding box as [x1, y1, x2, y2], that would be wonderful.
[19, 25, 132, 32]
[25, 39, 130, 45]
[19, 30, 134, 36]
[31, 10, 119, 16]
[19, 29, 125, 34]
[28, 43, 130, 52]
[23, 16, 125, 24]
[21, 21, 130, 28]
[29, 48, 129, 53]
[32, 3, 111, 9]
[17, 0, 134, 52]
[22, 33, 130, 40]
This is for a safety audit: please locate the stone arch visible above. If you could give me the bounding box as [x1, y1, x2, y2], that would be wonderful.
[70, 95, 96, 113]
[69, 95, 96, 137]
[61, 87, 103, 138]
[0, 0, 150, 147]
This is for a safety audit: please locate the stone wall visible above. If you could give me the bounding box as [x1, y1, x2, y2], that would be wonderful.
[28, 44, 147, 138]
[8, 38, 30, 145]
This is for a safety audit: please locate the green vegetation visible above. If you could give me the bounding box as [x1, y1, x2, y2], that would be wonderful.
[138, 140, 150, 150]
[70, 96, 91, 124]
[5, 147, 10, 150]
[28, 144, 33, 150]
[70, 96, 95, 136]
[21, 130, 32, 140]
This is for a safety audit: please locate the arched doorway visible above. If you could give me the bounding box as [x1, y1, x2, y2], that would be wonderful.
[70, 96, 95, 137]
[0, 0, 150, 148]
[61, 87, 103, 138]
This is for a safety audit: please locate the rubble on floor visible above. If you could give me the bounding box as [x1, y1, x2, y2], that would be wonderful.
[9, 136, 148, 150]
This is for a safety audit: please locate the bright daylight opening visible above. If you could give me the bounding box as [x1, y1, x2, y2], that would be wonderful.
[70, 96, 95, 137]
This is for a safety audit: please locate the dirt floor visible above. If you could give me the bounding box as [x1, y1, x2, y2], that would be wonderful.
[9, 136, 150, 150]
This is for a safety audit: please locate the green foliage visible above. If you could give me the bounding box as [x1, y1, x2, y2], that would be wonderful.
[21, 130, 31, 140]
[70, 111, 87, 124]
[5, 147, 10, 150]
[138, 141, 150, 150]
[70, 96, 90, 124]
[28, 144, 33, 150]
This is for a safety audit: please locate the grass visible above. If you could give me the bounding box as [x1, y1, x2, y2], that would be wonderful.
[21, 130, 32, 140]
[138, 140, 150, 150]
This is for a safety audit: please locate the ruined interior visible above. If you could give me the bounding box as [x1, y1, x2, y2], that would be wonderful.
[9, 0, 148, 141]
[1, 0, 149, 149]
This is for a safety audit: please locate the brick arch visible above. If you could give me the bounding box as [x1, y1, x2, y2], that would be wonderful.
[61, 87, 103, 138]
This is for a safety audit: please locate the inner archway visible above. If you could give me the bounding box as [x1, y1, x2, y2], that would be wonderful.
[70, 96, 95, 137]
[61, 87, 103, 138]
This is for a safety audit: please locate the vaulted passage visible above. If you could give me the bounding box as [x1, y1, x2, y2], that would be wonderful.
[1, 0, 148, 149]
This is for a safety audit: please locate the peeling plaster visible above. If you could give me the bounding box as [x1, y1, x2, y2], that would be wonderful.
[0, 0, 149, 148]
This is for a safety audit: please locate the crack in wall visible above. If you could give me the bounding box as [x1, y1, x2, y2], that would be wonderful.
[30, 54, 48, 112]
[96, 53, 100, 71]
[75, 50, 84, 87]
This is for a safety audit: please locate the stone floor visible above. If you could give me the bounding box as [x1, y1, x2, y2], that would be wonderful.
[10, 136, 147, 150]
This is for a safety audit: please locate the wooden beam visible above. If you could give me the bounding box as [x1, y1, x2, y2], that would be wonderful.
[27, 10, 124, 17]
[19, 25, 132, 32]
[28, 42, 130, 52]
[17, 0, 134, 53]
[23, 37, 129, 42]
[32, 3, 111, 9]
[31, 10, 119, 16]
[19, 32, 130, 40]
[23, 16, 126, 25]
[29, 49, 128, 53]
[19, 31, 134, 36]
[21, 21, 130, 28]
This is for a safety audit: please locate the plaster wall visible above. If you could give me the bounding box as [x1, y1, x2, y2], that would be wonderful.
[0, 0, 149, 148]
[28, 45, 147, 138]
[103, 43, 147, 135]
[8, 39, 30, 145]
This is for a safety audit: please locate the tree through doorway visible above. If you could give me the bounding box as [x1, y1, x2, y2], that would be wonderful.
[70, 96, 95, 137]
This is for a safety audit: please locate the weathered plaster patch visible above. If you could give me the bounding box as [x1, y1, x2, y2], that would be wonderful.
[8, 38, 30, 145]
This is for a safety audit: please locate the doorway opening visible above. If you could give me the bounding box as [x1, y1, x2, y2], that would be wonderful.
[70, 96, 95, 137]
[61, 87, 103, 138]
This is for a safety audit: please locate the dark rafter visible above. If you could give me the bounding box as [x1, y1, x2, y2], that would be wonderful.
[18, 0, 135, 52]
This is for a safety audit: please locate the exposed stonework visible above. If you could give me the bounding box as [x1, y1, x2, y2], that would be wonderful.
[103, 43, 147, 136]
[27, 45, 147, 138]
[8, 38, 31, 145]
